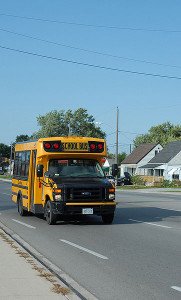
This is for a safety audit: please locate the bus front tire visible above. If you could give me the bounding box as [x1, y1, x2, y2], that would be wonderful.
[102, 213, 114, 224]
[45, 201, 57, 225]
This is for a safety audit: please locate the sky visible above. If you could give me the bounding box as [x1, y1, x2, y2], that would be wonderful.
[0, 0, 181, 154]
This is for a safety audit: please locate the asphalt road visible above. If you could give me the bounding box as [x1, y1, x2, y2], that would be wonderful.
[0, 180, 181, 300]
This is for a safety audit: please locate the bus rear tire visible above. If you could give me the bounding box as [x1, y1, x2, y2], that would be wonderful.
[18, 196, 27, 216]
[102, 213, 114, 224]
[45, 200, 57, 225]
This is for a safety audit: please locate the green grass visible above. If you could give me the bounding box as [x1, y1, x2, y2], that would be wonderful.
[116, 185, 148, 190]
[0, 174, 12, 180]
[116, 185, 181, 190]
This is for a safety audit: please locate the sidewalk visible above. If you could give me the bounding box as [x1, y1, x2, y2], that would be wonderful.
[116, 187, 181, 195]
[0, 229, 76, 300]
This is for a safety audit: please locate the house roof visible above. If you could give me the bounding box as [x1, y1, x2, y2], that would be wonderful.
[141, 140, 181, 168]
[121, 143, 158, 164]
[140, 163, 162, 169]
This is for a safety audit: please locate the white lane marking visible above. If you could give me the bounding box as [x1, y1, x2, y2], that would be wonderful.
[60, 239, 108, 260]
[159, 207, 181, 212]
[12, 219, 36, 229]
[118, 202, 181, 212]
[129, 219, 172, 229]
[2, 192, 11, 196]
[171, 286, 181, 292]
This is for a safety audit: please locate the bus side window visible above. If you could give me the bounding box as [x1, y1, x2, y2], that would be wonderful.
[21, 152, 26, 177]
[17, 152, 22, 176]
[25, 151, 31, 177]
[13, 152, 19, 176]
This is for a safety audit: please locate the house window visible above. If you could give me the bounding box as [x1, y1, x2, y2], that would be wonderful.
[155, 150, 158, 156]
[160, 169, 164, 176]
[132, 168, 135, 175]
[150, 169, 154, 176]
[172, 174, 179, 180]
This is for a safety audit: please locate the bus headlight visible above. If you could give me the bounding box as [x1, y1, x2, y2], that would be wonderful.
[54, 194, 62, 200]
[109, 194, 115, 200]
[54, 189, 62, 201]
[108, 188, 115, 200]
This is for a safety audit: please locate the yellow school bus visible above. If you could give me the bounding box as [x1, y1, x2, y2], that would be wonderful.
[12, 136, 116, 224]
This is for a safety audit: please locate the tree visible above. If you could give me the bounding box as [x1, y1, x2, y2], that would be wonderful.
[133, 122, 181, 148]
[33, 108, 106, 139]
[108, 152, 126, 165]
[15, 135, 31, 143]
[0, 143, 11, 159]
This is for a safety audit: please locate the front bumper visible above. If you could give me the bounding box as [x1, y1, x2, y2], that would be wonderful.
[51, 201, 116, 216]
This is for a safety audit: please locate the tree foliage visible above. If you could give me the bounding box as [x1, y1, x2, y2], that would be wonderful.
[0, 143, 11, 158]
[133, 122, 181, 148]
[15, 135, 31, 143]
[33, 108, 106, 139]
[108, 152, 127, 165]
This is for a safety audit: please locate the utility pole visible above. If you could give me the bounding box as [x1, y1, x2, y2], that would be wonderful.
[130, 144, 132, 154]
[10, 142, 13, 175]
[68, 123, 71, 136]
[115, 106, 119, 165]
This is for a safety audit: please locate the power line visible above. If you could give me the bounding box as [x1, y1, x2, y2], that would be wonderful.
[0, 12, 181, 33]
[119, 130, 143, 135]
[0, 27, 180, 69]
[107, 130, 144, 136]
[1, 44, 181, 80]
[106, 131, 116, 136]
[108, 143, 133, 147]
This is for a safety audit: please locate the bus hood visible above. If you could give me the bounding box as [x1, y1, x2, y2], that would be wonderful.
[52, 177, 112, 187]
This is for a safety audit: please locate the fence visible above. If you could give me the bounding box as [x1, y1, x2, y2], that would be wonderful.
[140, 175, 164, 186]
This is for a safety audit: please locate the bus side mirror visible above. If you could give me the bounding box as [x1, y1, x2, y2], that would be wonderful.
[112, 164, 118, 177]
[37, 164, 44, 177]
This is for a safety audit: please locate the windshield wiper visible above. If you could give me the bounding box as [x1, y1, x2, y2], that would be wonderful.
[78, 175, 104, 178]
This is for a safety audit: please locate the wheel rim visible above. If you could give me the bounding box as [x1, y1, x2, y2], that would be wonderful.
[46, 202, 51, 222]
[18, 199, 22, 214]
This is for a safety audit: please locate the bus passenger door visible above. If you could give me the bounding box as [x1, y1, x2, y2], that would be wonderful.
[30, 150, 36, 211]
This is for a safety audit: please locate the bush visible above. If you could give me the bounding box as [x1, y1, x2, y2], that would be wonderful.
[131, 175, 146, 186]
[160, 179, 181, 188]
[172, 179, 181, 187]
[161, 180, 173, 188]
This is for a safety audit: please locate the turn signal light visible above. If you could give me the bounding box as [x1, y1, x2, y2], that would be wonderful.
[88, 141, 104, 153]
[44, 142, 51, 149]
[109, 188, 115, 193]
[54, 189, 62, 193]
[98, 143, 103, 150]
[90, 143, 96, 150]
[53, 143, 60, 150]
[43, 141, 62, 152]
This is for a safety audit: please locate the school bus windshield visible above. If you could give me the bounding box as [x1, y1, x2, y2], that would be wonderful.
[48, 159, 105, 178]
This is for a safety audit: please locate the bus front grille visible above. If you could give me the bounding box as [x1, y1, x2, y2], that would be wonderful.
[66, 187, 105, 202]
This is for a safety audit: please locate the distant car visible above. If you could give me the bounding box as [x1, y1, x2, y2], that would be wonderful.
[117, 172, 132, 186]
[106, 175, 115, 185]
[0, 168, 4, 175]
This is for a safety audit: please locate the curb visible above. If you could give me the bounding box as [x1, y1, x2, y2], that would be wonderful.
[0, 221, 98, 300]
[0, 178, 11, 182]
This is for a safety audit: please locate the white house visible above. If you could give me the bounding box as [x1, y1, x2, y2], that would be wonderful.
[120, 143, 163, 176]
[140, 140, 181, 181]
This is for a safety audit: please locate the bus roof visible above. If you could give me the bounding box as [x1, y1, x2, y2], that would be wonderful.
[15, 136, 107, 158]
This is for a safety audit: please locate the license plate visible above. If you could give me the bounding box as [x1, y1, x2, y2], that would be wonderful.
[82, 208, 93, 215]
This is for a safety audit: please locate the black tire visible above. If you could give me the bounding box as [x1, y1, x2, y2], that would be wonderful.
[102, 213, 114, 224]
[18, 196, 27, 216]
[45, 200, 57, 225]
